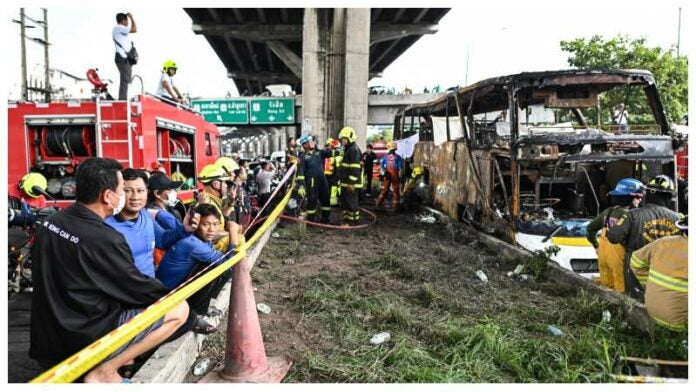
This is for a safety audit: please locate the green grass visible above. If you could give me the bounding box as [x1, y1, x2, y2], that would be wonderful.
[285, 272, 686, 383]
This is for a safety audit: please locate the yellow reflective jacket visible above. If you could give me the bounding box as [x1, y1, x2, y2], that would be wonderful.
[630, 235, 688, 331]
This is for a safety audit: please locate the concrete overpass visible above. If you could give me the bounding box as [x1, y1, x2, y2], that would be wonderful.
[185, 8, 450, 148]
[219, 93, 444, 159]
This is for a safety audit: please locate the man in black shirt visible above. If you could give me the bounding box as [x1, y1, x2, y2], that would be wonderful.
[30, 157, 193, 383]
[361, 144, 377, 197]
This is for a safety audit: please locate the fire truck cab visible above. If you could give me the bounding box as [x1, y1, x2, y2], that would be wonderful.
[8, 91, 222, 210]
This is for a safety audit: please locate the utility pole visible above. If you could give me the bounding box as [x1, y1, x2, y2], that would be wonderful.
[43, 8, 50, 102]
[20, 9, 28, 101]
[677, 7, 682, 57]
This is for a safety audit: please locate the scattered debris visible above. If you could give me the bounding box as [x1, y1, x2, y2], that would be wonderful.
[256, 303, 271, 314]
[475, 270, 488, 283]
[513, 264, 525, 275]
[283, 258, 296, 265]
[272, 232, 280, 238]
[416, 214, 436, 224]
[602, 310, 612, 323]
[547, 325, 564, 336]
[257, 261, 271, 269]
[192, 358, 213, 376]
[370, 332, 391, 345]
[519, 274, 529, 281]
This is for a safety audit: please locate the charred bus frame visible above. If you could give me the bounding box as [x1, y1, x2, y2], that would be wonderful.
[394, 69, 680, 277]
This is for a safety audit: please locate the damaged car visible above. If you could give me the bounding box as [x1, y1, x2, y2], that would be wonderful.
[394, 69, 683, 279]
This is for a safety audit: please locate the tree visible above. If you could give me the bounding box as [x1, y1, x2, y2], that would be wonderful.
[560, 35, 688, 123]
[367, 128, 393, 145]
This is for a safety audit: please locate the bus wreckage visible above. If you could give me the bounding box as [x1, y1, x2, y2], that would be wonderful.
[394, 69, 683, 279]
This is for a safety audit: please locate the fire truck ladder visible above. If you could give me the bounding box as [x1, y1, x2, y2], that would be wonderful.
[94, 94, 133, 167]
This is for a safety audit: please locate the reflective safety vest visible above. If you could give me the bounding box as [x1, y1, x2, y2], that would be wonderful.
[630, 235, 688, 331]
[324, 156, 335, 175]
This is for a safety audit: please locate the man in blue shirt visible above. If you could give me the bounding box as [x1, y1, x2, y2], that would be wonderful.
[106, 169, 198, 278]
[157, 203, 241, 334]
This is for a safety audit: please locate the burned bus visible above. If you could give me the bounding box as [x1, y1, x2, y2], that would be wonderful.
[394, 70, 682, 279]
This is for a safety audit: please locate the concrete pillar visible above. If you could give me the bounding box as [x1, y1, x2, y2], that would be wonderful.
[326, 8, 346, 141]
[301, 8, 328, 142]
[343, 8, 370, 149]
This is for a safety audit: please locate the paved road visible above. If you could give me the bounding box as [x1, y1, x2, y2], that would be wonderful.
[7, 292, 43, 383]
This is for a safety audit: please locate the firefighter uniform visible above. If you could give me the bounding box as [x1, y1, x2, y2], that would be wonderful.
[323, 139, 342, 206]
[337, 127, 363, 225]
[586, 206, 629, 291]
[198, 164, 232, 252]
[630, 235, 687, 331]
[607, 204, 680, 297]
[297, 143, 332, 223]
[376, 144, 404, 209]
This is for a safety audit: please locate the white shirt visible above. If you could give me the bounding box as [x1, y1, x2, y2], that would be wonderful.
[112, 24, 132, 58]
[613, 109, 628, 125]
[156, 73, 175, 99]
[256, 170, 275, 194]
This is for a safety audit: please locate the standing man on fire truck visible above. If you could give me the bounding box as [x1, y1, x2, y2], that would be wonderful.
[113, 12, 137, 100]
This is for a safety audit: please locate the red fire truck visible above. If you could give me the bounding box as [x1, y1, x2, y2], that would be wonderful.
[7, 71, 222, 212]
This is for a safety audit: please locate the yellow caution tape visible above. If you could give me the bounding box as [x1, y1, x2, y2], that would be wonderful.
[31, 166, 297, 383]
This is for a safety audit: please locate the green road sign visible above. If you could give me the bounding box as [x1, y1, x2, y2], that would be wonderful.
[249, 98, 295, 124]
[191, 99, 249, 124]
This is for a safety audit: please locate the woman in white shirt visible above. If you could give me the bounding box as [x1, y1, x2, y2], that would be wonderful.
[156, 60, 184, 104]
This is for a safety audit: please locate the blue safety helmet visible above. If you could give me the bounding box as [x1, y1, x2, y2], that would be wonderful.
[608, 178, 645, 197]
[297, 134, 313, 146]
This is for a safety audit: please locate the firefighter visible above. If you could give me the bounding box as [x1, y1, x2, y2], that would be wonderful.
[608, 175, 681, 299]
[585, 178, 644, 292]
[376, 141, 404, 210]
[630, 215, 688, 332]
[324, 138, 342, 207]
[337, 127, 363, 225]
[198, 163, 234, 251]
[215, 156, 239, 177]
[156, 60, 184, 104]
[296, 134, 332, 223]
[400, 166, 425, 211]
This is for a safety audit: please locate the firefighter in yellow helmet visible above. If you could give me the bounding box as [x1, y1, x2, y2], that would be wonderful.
[198, 163, 234, 251]
[336, 127, 363, 225]
[401, 166, 425, 211]
[216, 156, 239, 177]
[156, 59, 184, 104]
[376, 140, 404, 210]
[630, 215, 688, 332]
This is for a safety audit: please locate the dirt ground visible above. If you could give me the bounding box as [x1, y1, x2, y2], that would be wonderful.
[189, 206, 687, 383]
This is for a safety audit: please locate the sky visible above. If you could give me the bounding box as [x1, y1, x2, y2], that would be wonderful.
[3, 0, 691, 101]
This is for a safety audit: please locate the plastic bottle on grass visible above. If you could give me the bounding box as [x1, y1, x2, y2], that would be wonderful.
[475, 270, 488, 282]
[370, 332, 391, 345]
[547, 325, 564, 336]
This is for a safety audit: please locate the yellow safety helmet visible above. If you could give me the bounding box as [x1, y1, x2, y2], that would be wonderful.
[19, 172, 48, 198]
[163, 60, 178, 71]
[198, 163, 229, 184]
[386, 140, 397, 151]
[171, 171, 187, 183]
[412, 166, 424, 178]
[215, 156, 239, 175]
[338, 127, 357, 143]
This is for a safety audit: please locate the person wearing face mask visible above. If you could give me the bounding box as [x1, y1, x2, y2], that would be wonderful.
[106, 169, 199, 278]
[146, 172, 185, 230]
[29, 158, 191, 383]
